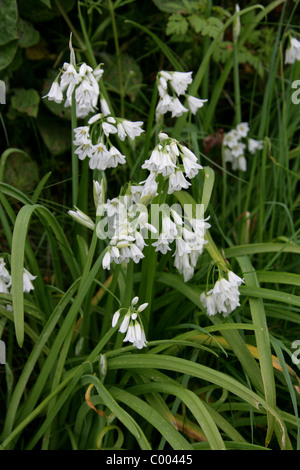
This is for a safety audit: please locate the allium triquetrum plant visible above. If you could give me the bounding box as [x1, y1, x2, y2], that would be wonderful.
[0, 0, 300, 451]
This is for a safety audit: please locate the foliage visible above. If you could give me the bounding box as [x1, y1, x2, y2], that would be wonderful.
[0, 0, 300, 451]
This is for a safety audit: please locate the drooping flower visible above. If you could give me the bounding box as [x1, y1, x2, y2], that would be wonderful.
[43, 80, 63, 103]
[112, 296, 148, 349]
[23, 268, 36, 293]
[142, 132, 202, 194]
[0, 258, 36, 296]
[72, 114, 143, 172]
[155, 70, 207, 120]
[200, 270, 244, 317]
[186, 95, 208, 114]
[248, 138, 264, 154]
[0, 258, 11, 294]
[285, 37, 300, 64]
[222, 122, 258, 172]
[68, 207, 95, 230]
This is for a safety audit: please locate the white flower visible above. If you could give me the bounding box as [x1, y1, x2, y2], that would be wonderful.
[43, 81, 63, 103]
[285, 37, 300, 64]
[231, 141, 246, 158]
[112, 309, 120, 327]
[60, 63, 81, 92]
[232, 155, 247, 172]
[89, 141, 110, 170]
[200, 270, 244, 317]
[156, 93, 173, 120]
[93, 179, 105, 216]
[88, 113, 102, 125]
[100, 98, 111, 116]
[68, 207, 95, 230]
[93, 64, 105, 81]
[74, 138, 94, 161]
[73, 126, 90, 144]
[168, 169, 191, 194]
[119, 312, 131, 334]
[102, 121, 118, 136]
[116, 300, 148, 349]
[223, 130, 240, 148]
[182, 155, 202, 179]
[248, 138, 263, 154]
[187, 95, 208, 114]
[106, 146, 126, 168]
[23, 268, 36, 293]
[131, 296, 139, 306]
[169, 97, 188, 117]
[0, 258, 11, 294]
[169, 71, 193, 96]
[122, 120, 144, 140]
[236, 122, 249, 138]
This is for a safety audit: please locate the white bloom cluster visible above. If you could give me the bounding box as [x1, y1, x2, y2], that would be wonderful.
[72, 110, 144, 171]
[200, 270, 244, 317]
[101, 194, 157, 270]
[0, 258, 36, 298]
[285, 37, 300, 64]
[156, 70, 207, 120]
[223, 122, 263, 171]
[112, 296, 148, 349]
[142, 132, 203, 194]
[44, 62, 104, 118]
[152, 208, 211, 282]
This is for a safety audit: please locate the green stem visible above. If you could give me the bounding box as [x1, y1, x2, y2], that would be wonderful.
[107, 0, 125, 117]
[71, 92, 78, 207]
[55, 0, 85, 51]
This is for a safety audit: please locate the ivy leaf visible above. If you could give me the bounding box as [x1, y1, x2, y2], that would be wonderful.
[0, 41, 18, 71]
[17, 18, 40, 48]
[166, 13, 189, 36]
[11, 88, 40, 118]
[0, 0, 18, 46]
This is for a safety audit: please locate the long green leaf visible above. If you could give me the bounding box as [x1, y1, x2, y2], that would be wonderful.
[237, 256, 277, 447]
[110, 387, 194, 450]
[80, 374, 152, 450]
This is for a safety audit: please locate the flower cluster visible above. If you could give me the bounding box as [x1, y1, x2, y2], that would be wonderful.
[0, 257, 36, 299]
[223, 122, 263, 171]
[44, 61, 104, 118]
[285, 37, 300, 64]
[156, 70, 207, 120]
[72, 108, 144, 171]
[142, 132, 203, 194]
[200, 270, 244, 317]
[112, 296, 148, 349]
[152, 207, 211, 282]
[100, 192, 157, 271]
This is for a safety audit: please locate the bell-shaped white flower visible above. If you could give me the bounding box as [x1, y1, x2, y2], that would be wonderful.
[285, 37, 300, 64]
[0, 258, 11, 294]
[187, 95, 208, 114]
[43, 81, 63, 103]
[23, 268, 36, 293]
[68, 207, 95, 230]
[200, 270, 244, 317]
[248, 138, 263, 154]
